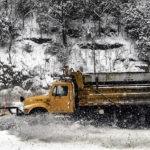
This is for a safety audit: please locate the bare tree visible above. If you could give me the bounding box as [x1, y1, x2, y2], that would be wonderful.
[48, 0, 74, 46]
[0, 0, 20, 64]
[91, 0, 122, 36]
[16, 0, 36, 29]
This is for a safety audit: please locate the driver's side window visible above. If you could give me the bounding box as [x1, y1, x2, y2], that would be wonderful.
[52, 86, 68, 96]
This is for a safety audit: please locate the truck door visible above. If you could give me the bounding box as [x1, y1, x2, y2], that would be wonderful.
[50, 84, 74, 113]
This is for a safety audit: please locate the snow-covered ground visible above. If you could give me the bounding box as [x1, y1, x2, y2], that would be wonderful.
[0, 115, 150, 150]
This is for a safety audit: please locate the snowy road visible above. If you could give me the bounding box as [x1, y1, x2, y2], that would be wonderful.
[0, 115, 150, 150]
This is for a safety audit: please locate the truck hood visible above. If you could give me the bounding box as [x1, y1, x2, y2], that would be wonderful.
[24, 95, 50, 105]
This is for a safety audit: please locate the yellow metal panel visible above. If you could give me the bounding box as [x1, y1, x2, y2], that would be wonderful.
[78, 86, 150, 106]
[71, 72, 84, 89]
[48, 82, 74, 113]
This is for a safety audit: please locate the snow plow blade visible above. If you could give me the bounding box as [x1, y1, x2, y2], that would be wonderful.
[0, 107, 24, 116]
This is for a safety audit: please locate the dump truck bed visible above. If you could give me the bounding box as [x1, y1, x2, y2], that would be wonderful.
[84, 72, 150, 85]
[78, 84, 150, 106]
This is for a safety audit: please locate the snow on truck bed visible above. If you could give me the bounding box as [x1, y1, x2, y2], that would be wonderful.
[0, 115, 150, 150]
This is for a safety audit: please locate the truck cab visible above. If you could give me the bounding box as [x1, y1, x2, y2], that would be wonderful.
[24, 82, 75, 115]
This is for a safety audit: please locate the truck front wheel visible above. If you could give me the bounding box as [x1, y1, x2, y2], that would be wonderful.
[29, 107, 48, 116]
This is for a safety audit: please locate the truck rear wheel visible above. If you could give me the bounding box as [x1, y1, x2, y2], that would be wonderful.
[115, 106, 147, 128]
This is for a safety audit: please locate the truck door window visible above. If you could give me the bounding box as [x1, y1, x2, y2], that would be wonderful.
[52, 86, 68, 96]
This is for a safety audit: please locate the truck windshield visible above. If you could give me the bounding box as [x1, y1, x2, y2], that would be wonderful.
[52, 86, 68, 96]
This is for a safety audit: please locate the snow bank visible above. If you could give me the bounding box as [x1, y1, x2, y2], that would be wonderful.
[0, 39, 58, 90]
[0, 131, 104, 150]
[0, 115, 150, 150]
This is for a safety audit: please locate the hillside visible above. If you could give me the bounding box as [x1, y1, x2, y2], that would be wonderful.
[0, 0, 150, 101]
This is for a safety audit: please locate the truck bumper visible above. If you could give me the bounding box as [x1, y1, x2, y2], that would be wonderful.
[0, 107, 24, 116]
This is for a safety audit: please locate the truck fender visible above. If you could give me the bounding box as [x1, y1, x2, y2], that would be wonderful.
[25, 103, 49, 115]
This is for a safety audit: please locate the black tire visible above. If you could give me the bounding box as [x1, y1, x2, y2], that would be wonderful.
[29, 107, 48, 116]
[115, 106, 141, 129]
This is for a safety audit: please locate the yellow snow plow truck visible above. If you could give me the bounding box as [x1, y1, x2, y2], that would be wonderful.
[1, 66, 150, 125]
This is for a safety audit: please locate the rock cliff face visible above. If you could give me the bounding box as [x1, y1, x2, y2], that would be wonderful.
[0, 21, 147, 92]
[0, 0, 149, 101]
[69, 36, 147, 73]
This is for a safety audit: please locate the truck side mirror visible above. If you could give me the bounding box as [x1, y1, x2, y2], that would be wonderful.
[20, 96, 25, 102]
